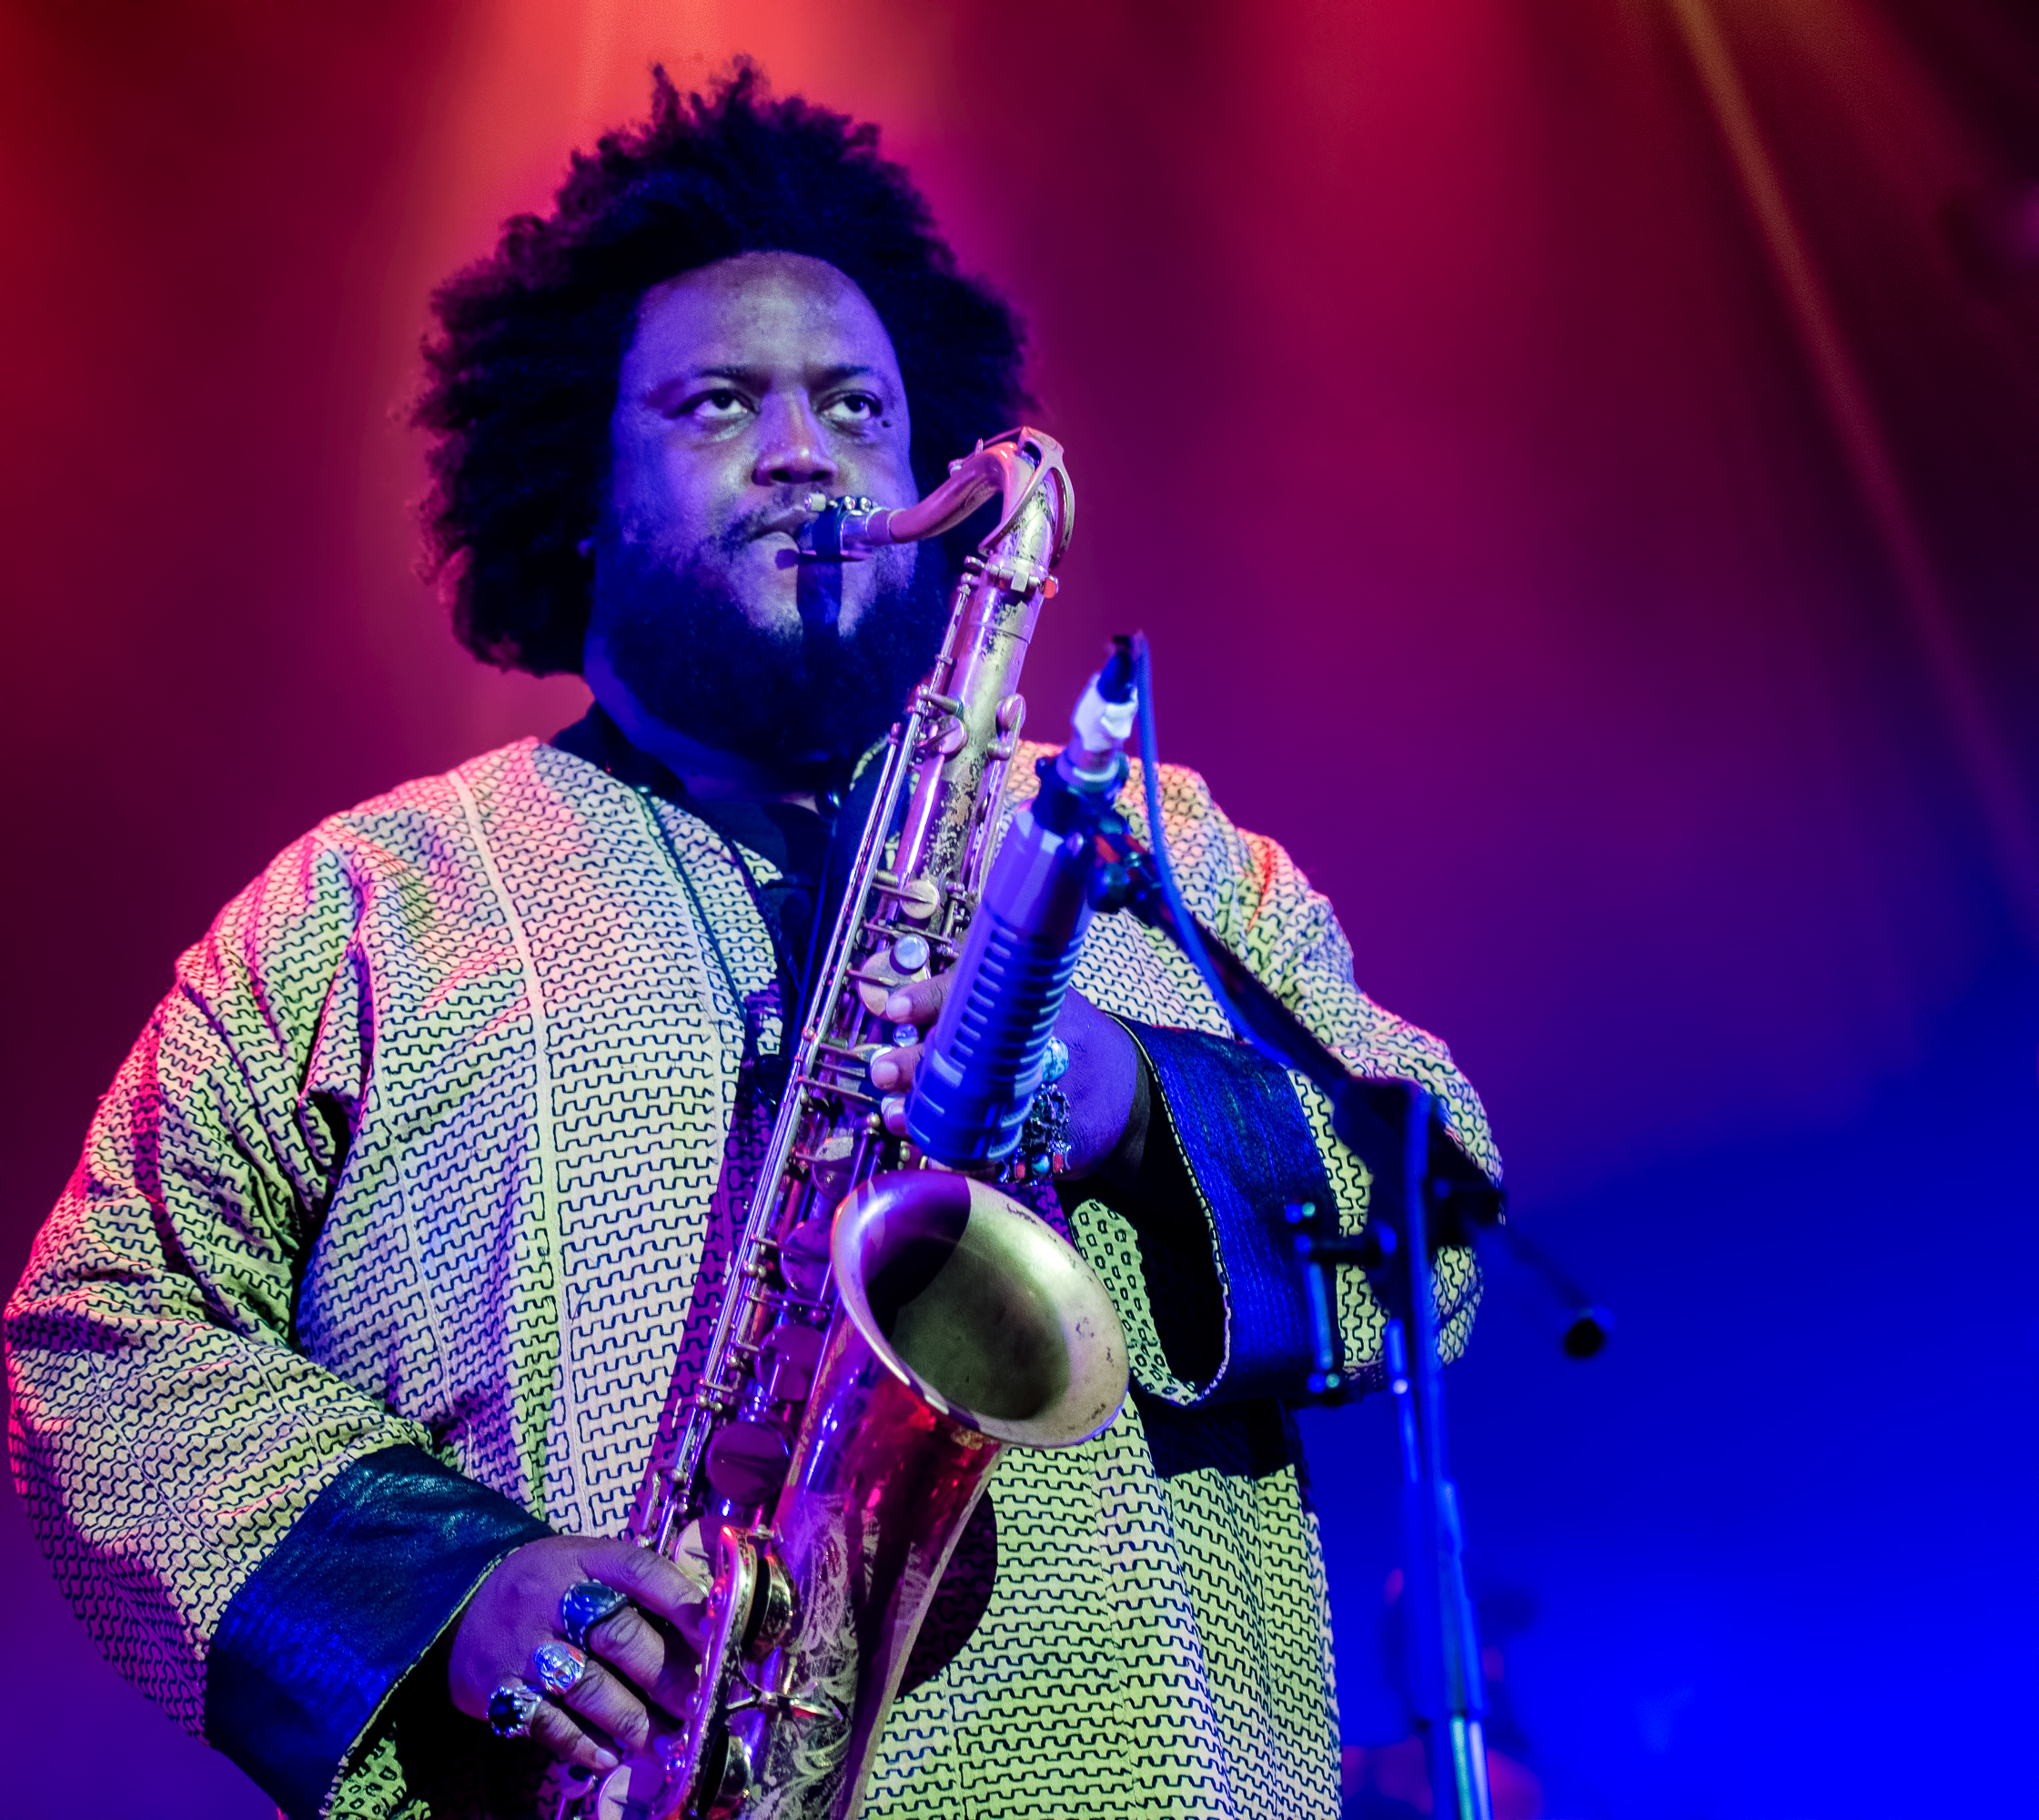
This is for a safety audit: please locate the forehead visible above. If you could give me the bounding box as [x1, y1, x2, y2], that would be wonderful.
[628, 252, 901, 377]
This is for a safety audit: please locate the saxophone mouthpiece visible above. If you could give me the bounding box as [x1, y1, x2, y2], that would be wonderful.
[796, 494, 890, 561]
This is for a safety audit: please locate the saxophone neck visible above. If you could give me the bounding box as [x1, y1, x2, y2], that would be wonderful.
[795, 428, 1074, 572]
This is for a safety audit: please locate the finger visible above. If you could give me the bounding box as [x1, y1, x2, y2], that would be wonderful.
[883, 971, 952, 1026]
[583, 1603, 700, 1723]
[883, 1092, 907, 1136]
[575, 1538, 711, 1630]
[528, 1695, 621, 1774]
[868, 1043, 923, 1093]
[559, 1660, 654, 1758]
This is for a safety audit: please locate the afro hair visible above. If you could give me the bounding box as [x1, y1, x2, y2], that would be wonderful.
[416, 64, 1028, 674]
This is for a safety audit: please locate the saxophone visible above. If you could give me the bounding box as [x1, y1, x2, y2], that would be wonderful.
[598, 430, 1129, 1820]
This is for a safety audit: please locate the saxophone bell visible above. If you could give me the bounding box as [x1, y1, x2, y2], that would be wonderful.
[632, 1171, 1124, 1820]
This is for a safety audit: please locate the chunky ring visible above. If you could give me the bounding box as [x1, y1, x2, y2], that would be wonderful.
[560, 1580, 632, 1650]
[530, 1639, 588, 1696]
[487, 1678, 543, 1740]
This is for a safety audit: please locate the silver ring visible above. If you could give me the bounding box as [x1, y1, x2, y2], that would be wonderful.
[560, 1579, 632, 1650]
[530, 1639, 588, 1696]
[487, 1678, 543, 1739]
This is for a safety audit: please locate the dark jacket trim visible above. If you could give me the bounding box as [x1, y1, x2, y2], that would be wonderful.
[1123, 1020, 1339, 1403]
[203, 1444, 551, 1820]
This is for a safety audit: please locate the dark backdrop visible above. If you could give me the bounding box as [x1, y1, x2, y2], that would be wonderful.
[5, 4, 2035, 1815]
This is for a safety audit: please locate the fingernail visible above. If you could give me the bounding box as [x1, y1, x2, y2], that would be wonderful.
[884, 991, 910, 1019]
[594, 1748, 620, 1771]
[870, 1057, 897, 1088]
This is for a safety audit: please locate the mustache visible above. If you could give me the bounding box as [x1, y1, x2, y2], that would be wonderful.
[718, 492, 826, 556]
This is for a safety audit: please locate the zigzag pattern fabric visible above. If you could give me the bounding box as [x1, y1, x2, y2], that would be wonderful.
[5, 737, 1492, 1819]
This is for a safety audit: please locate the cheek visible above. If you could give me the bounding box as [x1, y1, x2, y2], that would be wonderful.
[602, 423, 660, 529]
[612, 437, 721, 550]
[659, 439, 716, 511]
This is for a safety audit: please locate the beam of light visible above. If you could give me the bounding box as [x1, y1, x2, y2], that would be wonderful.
[1668, 0, 2039, 949]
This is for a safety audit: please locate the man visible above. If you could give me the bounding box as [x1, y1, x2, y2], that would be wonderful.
[5, 70, 1496, 1820]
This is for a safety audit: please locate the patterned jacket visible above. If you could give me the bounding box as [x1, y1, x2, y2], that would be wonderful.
[5, 735, 1495, 1820]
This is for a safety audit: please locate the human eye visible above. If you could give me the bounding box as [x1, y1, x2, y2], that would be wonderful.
[823, 390, 883, 429]
[681, 388, 752, 426]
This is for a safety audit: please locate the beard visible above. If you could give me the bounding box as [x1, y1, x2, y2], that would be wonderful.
[594, 517, 950, 787]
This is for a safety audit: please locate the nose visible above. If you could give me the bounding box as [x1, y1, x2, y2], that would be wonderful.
[752, 393, 838, 489]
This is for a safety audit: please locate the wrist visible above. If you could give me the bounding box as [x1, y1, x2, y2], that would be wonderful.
[1089, 1043, 1151, 1188]
[1054, 994, 1143, 1178]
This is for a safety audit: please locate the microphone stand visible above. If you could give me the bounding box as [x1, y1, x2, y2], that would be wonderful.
[1096, 632, 1522, 1820]
[1321, 1088, 1493, 1820]
[1380, 1094, 1492, 1820]
[996, 631, 1604, 1817]
[1112, 860, 1497, 1820]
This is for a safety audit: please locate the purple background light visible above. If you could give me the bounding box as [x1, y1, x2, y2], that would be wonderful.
[4, 4, 2034, 1815]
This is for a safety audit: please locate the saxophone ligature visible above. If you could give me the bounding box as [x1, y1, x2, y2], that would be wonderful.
[592, 431, 1130, 1820]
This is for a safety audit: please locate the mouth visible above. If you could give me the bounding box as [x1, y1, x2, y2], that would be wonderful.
[749, 508, 815, 543]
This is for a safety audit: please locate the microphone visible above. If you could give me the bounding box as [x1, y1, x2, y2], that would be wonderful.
[903, 640, 1138, 1167]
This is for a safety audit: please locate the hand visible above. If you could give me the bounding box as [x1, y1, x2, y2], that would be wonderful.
[449, 1534, 710, 1773]
[868, 979, 1138, 1178]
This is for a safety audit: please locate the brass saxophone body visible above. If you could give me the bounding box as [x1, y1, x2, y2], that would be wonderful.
[607, 430, 1128, 1820]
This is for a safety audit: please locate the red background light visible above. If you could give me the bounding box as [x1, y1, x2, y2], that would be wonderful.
[4, 5, 2034, 1815]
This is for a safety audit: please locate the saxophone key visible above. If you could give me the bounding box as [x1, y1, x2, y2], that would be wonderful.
[757, 1321, 825, 1403]
[852, 931, 933, 1016]
[891, 876, 942, 922]
[703, 1419, 792, 1506]
[743, 1542, 796, 1659]
[591, 1754, 665, 1820]
[778, 1220, 833, 1299]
